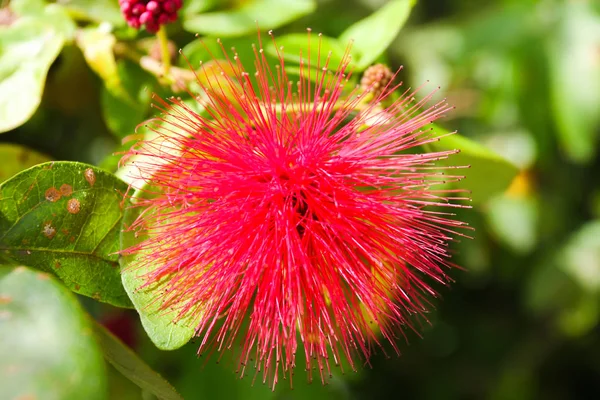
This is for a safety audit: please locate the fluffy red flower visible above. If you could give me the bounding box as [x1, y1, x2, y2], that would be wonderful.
[121, 32, 469, 387]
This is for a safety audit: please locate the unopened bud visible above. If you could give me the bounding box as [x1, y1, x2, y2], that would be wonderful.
[360, 64, 394, 99]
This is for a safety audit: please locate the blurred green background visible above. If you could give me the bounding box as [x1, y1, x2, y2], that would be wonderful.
[1, 0, 600, 399]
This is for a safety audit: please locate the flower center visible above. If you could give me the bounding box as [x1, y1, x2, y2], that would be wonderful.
[263, 169, 319, 238]
[291, 190, 310, 237]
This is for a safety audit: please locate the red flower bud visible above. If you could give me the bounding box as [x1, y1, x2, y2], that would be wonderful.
[119, 0, 182, 32]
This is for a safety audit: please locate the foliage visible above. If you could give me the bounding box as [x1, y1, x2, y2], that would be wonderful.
[0, 0, 598, 398]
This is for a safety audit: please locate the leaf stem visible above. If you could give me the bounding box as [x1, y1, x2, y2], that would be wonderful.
[113, 43, 195, 86]
[156, 25, 171, 77]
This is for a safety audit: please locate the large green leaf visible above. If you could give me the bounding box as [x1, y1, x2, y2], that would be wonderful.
[0, 4, 75, 133]
[0, 143, 52, 183]
[427, 129, 519, 204]
[120, 189, 196, 350]
[265, 33, 349, 71]
[61, 0, 126, 26]
[94, 322, 183, 400]
[9, 0, 47, 16]
[181, 36, 258, 69]
[339, 0, 416, 70]
[0, 266, 107, 400]
[77, 26, 121, 95]
[183, 0, 316, 37]
[0, 4, 75, 132]
[486, 194, 539, 254]
[180, 0, 221, 16]
[560, 219, 600, 294]
[101, 60, 153, 139]
[0, 162, 132, 307]
[548, 1, 600, 163]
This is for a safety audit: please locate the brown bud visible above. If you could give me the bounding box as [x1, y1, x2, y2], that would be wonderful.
[360, 64, 394, 98]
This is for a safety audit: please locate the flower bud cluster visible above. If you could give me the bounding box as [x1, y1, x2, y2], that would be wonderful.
[360, 64, 394, 98]
[119, 0, 182, 33]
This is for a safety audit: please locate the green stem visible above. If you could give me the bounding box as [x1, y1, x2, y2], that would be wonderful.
[156, 25, 171, 76]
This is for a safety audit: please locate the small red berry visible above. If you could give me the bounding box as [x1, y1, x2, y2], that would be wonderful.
[139, 11, 153, 24]
[158, 13, 169, 25]
[131, 3, 145, 15]
[120, 0, 182, 33]
[163, 0, 176, 13]
[147, 1, 159, 13]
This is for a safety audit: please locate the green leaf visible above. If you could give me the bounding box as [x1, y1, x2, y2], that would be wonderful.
[181, 0, 221, 17]
[339, 0, 415, 70]
[183, 0, 316, 37]
[120, 189, 196, 350]
[0, 4, 76, 133]
[548, 1, 600, 163]
[557, 293, 599, 338]
[560, 219, 600, 293]
[115, 98, 203, 189]
[101, 60, 153, 139]
[77, 26, 121, 95]
[0, 162, 132, 307]
[94, 322, 183, 400]
[486, 194, 539, 254]
[0, 266, 107, 400]
[427, 128, 519, 204]
[9, 0, 47, 16]
[0, 144, 52, 183]
[60, 0, 126, 26]
[181, 36, 258, 69]
[265, 33, 349, 71]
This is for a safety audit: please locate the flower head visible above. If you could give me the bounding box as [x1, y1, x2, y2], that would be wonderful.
[119, 0, 182, 33]
[121, 32, 470, 388]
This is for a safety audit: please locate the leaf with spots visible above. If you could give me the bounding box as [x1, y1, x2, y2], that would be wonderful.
[0, 265, 107, 400]
[0, 162, 132, 307]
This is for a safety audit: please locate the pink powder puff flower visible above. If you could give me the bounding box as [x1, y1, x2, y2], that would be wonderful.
[120, 31, 471, 388]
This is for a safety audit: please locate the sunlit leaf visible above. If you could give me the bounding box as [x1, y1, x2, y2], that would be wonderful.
[183, 0, 316, 37]
[560, 220, 600, 293]
[427, 128, 519, 204]
[548, 1, 600, 163]
[266, 33, 349, 71]
[9, 0, 48, 16]
[0, 162, 132, 307]
[339, 0, 415, 70]
[0, 5, 75, 133]
[77, 25, 121, 95]
[0, 266, 107, 400]
[486, 193, 538, 254]
[180, 0, 221, 17]
[60, 0, 126, 26]
[181, 36, 258, 69]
